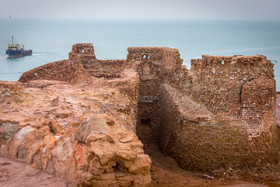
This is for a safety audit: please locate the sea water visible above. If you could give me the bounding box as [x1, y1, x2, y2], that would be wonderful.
[0, 19, 280, 90]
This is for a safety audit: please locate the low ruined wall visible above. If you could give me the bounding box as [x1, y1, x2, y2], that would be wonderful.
[159, 84, 279, 172]
[19, 60, 74, 83]
[19, 44, 126, 83]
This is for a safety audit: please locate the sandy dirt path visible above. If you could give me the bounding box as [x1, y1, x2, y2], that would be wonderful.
[0, 157, 73, 187]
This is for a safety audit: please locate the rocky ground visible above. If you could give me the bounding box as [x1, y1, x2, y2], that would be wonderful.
[1, 140, 279, 187]
[0, 157, 71, 187]
[0, 77, 152, 186]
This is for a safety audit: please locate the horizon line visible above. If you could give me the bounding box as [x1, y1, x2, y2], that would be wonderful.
[1, 17, 280, 21]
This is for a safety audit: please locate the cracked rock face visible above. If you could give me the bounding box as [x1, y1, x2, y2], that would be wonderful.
[73, 116, 151, 186]
[75, 116, 109, 143]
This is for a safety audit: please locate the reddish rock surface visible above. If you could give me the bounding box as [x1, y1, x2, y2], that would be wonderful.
[0, 69, 150, 186]
[0, 157, 70, 187]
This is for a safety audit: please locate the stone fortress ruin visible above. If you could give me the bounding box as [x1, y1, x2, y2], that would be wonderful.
[0, 43, 279, 186]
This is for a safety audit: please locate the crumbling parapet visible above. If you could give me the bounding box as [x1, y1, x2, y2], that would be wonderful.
[127, 47, 164, 62]
[70, 43, 96, 58]
[69, 43, 96, 67]
[127, 47, 182, 70]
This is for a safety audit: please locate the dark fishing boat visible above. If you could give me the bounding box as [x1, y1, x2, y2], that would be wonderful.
[6, 36, 32, 58]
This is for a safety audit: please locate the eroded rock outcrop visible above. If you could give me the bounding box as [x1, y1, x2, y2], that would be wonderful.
[1, 114, 151, 186]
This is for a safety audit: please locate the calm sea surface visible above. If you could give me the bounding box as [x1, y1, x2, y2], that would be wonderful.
[0, 19, 280, 90]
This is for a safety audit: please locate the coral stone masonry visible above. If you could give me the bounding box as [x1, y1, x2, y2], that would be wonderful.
[1, 43, 279, 185]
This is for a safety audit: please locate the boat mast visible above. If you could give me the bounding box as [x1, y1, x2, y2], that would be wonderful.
[11, 36, 14, 44]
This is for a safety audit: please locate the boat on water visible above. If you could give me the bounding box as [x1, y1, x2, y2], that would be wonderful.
[6, 36, 32, 58]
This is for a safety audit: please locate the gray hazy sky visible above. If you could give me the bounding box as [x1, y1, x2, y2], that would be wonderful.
[0, 0, 279, 20]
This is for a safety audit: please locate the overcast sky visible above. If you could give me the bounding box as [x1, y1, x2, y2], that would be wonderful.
[0, 0, 279, 20]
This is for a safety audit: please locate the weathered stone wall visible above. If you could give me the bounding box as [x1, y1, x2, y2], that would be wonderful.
[241, 78, 276, 138]
[127, 47, 186, 85]
[127, 48, 278, 174]
[187, 55, 274, 117]
[20, 44, 126, 83]
[19, 44, 96, 83]
[19, 60, 72, 83]
[127, 47, 183, 142]
[135, 60, 162, 139]
[71, 44, 126, 78]
[159, 84, 279, 172]
[127, 47, 165, 62]
[83, 60, 125, 78]
[70, 43, 96, 56]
